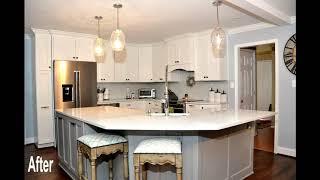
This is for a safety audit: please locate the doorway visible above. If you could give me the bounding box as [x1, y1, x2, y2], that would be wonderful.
[236, 40, 278, 153]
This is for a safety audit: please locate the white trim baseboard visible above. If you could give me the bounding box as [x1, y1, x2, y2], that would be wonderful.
[25, 137, 36, 145]
[277, 146, 296, 157]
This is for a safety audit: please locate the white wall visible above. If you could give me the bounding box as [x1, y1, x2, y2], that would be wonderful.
[24, 34, 36, 144]
[227, 24, 296, 154]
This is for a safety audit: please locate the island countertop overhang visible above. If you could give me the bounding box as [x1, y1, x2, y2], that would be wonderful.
[55, 106, 276, 131]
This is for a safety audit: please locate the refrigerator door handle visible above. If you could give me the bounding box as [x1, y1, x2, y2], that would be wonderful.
[74, 71, 80, 108]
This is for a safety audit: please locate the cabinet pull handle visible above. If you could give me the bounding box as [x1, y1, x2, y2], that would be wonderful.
[189, 105, 194, 107]
[41, 106, 49, 108]
[71, 122, 75, 125]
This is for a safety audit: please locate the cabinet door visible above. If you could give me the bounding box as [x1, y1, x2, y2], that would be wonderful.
[185, 104, 201, 113]
[35, 33, 52, 71]
[57, 117, 64, 160]
[208, 48, 226, 80]
[69, 120, 84, 175]
[167, 42, 177, 65]
[138, 46, 153, 82]
[37, 70, 54, 145]
[152, 44, 166, 82]
[52, 34, 76, 61]
[75, 37, 95, 62]
[195, 34, 209, 81]
[228, 128, 253, 179]
[63, 119, 70, 166]
[97, 44, 115, 82]
[177, 37, 194, 64]
[114, 50, 127, 82]
[126, 46, 139, 82]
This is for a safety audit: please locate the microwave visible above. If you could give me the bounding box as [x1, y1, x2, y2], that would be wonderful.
[138, 88, 156, 98]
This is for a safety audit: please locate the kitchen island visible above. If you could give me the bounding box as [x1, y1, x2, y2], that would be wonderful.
[55, 106, 275, 180]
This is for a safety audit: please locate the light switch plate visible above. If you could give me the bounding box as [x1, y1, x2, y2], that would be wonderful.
[292, 79, 296, 87]
[230, 81, 234, 89]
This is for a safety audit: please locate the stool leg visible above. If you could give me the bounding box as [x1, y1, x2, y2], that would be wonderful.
[123, 144, 129, 180]
[134, 165, 140, 180]
[142, 164, 147, 180]
[90, 159, 97, 180]
[109, 159, 113, 180]
[176, 167, 182, 180]
[176, 154, 182, 180]
[77, 148, 83, 180]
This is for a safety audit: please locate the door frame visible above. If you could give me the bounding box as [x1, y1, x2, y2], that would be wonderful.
[234, 39, 279, 154]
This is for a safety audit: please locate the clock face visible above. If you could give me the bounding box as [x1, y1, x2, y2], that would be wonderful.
[283, 33, 296, 75]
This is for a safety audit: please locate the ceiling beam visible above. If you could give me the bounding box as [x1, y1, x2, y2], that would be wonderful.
[223, 0, 292, 25]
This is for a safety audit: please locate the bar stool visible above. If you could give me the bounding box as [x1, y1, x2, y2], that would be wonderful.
[133, 138, 183, 180]
[77, 133, 129, 180]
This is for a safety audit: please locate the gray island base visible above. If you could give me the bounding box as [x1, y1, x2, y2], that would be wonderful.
[55, 106, 275, 180]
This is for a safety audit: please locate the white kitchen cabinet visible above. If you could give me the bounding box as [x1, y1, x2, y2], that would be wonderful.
[185, 103, 227, 113]
[138, 46, 153, 82]
[152, 44, 166, 82]
[51, 31, 96, 62]
[52, 34, 75, 61]
[32, 29, 55, 148]
[97, 42, 115, 82]
[75, 36, 95, 62]
[195, 33, 227, 81]
[152, 43, 182, 82]
[114, 45, 139, 82]
[119, 100, 163, 113]
[166, 35, 195, 66]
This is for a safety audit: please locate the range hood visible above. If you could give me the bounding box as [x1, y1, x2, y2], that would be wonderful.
[167, 62, 194, 72]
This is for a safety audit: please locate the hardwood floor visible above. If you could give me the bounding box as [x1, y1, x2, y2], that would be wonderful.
[24, 144, 295, 179]
[254, 127, 274, 153]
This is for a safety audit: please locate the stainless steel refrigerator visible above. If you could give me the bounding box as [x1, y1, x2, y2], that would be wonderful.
[53, 60, 97, 109]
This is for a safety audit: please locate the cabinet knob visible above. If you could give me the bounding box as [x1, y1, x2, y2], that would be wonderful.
[49, 66, 51, 69]
[160, 78, 163, 80]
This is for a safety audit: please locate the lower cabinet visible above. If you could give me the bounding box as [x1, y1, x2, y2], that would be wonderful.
[56, 115, 84, 178]
[119, 100, 163, 113]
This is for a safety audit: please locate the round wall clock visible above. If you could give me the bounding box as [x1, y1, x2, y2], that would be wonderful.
[283, 33, 296, 75]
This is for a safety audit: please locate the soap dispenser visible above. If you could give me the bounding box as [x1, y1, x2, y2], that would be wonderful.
[214, 89, 221, 104]
[209, 88, 215, 102]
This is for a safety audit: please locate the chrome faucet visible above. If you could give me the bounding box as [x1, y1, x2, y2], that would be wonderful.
[164, 65, 169, 116]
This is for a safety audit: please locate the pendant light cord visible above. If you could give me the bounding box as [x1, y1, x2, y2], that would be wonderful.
[97, 19, 100, 37]
[117, 7, 119, 29]
[216, 1, 220, 26]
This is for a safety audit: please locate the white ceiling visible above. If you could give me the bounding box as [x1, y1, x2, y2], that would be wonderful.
[25, 0, 295, 43]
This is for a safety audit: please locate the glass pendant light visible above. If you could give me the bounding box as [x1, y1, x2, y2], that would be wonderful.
[94, 16, 106, 61]
[211, 0, 226, 58]
[110, 3, 126, 51]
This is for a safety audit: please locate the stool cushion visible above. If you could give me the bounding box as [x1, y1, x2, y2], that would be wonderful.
[78, 133, 127, 148]
[134, 138, 181, 154]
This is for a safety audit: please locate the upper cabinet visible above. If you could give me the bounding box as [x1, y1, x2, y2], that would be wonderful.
[195, 33, 227, 81]
[97, 41, 115, 82]
[75, 37, 95, 62]
[138, 46, 153, 82]
[165, 35, 195, 71]
[152, 43, 166, 82]
[114, 45, 139, 82]
[51, 31, 96, 62]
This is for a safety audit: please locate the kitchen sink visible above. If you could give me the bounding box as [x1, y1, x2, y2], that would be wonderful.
[148, 112, 190, 116]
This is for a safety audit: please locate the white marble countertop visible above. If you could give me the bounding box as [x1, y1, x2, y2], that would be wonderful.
[55, 106, 276, 131]
[97, 98, 163, 105]
[184, 101, 228, 105]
